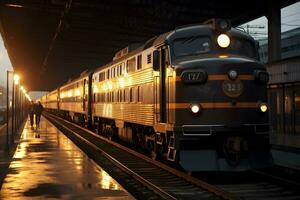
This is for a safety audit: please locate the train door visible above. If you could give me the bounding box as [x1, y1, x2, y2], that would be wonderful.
[83, 79, 86, 111]
[57, 88, 60, 110]
[154, 46, 168, 123]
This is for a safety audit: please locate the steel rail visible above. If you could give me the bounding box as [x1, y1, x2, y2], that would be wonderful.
[251, 169, 300, 189]
[45, 112, 240, 200]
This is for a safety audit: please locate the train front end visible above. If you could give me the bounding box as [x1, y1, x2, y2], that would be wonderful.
[169, 20, 273, 171]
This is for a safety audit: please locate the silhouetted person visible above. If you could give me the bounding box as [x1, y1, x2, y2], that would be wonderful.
[34, 101, 44, 128]
[29, 101, 34, 128]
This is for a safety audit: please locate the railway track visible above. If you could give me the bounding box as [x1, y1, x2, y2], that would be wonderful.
[44, 113, 300, 200]
[194, 166, 300, 200]
[44, 112, 238, 200]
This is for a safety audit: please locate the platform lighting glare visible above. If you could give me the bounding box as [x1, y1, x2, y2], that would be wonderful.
[20, 86, 24, 91]
[14, 74, 20, 85]
[67, 90, 72, 97]
[118, 77, 125, 88]
[190, 104, 200, 114]
[107, 81, 113, 90]
[260, 104, 268, 113]
[93, 85, 99, 93]
[217, 34, 230, 48]
[75, 89, 80, 96]
[102, 84, 107, 92]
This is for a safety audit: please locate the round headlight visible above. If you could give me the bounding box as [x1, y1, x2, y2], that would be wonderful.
[217, 34, 230, 48]
[259, 103, 268, 113]
[190, 104, 200, 114]
[228, 70, 238, 80]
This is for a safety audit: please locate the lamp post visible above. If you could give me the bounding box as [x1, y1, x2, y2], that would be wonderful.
[6, 71, 31, 151]
[6, 71, 10, 151]
[11, 74, 19, 144]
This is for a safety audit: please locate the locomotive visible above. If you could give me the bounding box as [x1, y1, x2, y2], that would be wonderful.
[41, 19, 273, 171]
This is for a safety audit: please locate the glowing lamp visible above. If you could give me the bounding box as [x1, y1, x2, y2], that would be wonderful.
[217, 34, 230, 48]
[14, 74, 20, 85]
[190, 103, 201, 114]
[259, 103, 268, 113]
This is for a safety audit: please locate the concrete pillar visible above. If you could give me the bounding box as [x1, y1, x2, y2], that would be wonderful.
[267, 2, 281, 62]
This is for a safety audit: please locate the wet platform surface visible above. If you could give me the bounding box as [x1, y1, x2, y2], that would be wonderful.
[0, 116, 135, 200]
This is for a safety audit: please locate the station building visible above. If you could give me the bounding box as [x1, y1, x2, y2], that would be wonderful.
[259, 28, 300, 135]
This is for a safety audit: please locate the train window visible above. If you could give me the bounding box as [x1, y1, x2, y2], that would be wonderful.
[129, 88, 133, 102]
[173, 36, 211, 57]
[101, 72, 106, 81]
[137, 86, 141, 102]
[111, 92, 114, 102]
[147, 54, 152, 64]
[137, 55, 142, 70]
[120, 90, 123, 102]
[107, 69, 110, 80]
[127, 57, 136, 73]
[123, 90, 126, 102]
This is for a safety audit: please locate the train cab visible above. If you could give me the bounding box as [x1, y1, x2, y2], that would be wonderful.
[152, 19, 273, 171]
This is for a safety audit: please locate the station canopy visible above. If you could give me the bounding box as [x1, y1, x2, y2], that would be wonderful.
[0, 0, 297, 90]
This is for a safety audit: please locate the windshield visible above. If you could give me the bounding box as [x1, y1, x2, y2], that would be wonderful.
[172, 35, 257, 59]
[223, 37, 257, 58]
[173, 36, 211, 57]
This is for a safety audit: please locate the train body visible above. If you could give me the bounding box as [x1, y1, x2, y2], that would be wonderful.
[41, 19, 273, 171]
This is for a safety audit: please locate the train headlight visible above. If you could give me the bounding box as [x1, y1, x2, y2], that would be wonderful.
[228, 70, 238, 80]
[217, 34, 230, 48]
[190, 103, 201, 114]
[259, 103, 268, 113]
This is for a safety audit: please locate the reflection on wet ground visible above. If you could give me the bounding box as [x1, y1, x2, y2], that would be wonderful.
[0, 117, 135, 199]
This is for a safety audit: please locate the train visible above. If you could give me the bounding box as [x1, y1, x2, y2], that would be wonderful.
[40, 19, 273, 171]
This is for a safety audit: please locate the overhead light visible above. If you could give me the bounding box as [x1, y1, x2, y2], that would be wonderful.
[14, 74, 20, 85]
[5, 4, 23, 8]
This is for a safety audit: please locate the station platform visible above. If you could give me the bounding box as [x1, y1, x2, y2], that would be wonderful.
[270, 133, 300, 170]
[0, 116, 135, 200]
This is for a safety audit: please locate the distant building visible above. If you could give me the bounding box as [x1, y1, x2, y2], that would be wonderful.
[259, 27, 300, 63]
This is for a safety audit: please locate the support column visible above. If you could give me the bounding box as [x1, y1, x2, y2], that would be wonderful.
[267, 2, 281, 62]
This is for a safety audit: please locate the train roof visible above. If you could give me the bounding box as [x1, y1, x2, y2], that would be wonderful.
[92, 23, 255, 73]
